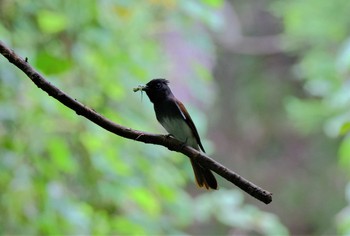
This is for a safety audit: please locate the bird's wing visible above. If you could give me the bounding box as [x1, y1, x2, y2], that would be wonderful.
[175, 99, 206, 153]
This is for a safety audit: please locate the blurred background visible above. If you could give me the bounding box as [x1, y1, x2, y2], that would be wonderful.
[1, 0, 350, 235]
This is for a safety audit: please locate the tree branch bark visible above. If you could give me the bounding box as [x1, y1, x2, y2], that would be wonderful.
[0, 40, 272, 204]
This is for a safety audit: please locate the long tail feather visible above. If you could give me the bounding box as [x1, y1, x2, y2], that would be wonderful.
[190, 159, 218, 190]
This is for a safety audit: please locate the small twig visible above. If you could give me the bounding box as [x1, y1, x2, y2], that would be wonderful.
[0, 40, 272, 204]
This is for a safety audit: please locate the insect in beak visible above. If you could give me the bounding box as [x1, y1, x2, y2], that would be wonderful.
[133, 85, 147, 101]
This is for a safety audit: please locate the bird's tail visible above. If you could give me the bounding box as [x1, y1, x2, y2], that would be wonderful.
[190, 159, 218, 190]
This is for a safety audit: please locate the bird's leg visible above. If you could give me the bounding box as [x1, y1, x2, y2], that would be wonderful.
[165, 133, 175, 139]
[164, 134, 180, 151]
[179, 137, 189, 150]
[164, 134, 188, 151]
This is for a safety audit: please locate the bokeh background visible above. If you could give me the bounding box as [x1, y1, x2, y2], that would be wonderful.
[1, 0, 350, 235]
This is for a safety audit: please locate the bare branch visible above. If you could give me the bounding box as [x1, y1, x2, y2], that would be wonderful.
[0, 40, 272, 204]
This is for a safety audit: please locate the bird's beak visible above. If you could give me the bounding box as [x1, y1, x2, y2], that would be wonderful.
[133, 84, 148, 92]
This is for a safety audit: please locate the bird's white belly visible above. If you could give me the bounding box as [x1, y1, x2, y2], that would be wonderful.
[160, 117, 197, 148]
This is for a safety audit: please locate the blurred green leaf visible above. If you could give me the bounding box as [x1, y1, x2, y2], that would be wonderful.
[201, 0, 223, 8]
[47, 137, 76, 173]
[37, 10, 68, 34]
[285, 97, 328, 134]
[35, 50, 72, 75]
[112, 216, 145, 235]
[340, 122, 350, 135]
[339, 135, 350, 168]
[129, 187, 161, 217]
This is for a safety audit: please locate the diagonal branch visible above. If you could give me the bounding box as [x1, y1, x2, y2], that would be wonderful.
[0, 40, 272, 204]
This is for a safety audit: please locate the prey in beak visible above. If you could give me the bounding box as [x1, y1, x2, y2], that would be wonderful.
[133, 85, 147, 92]
[133, 84, 147, 101]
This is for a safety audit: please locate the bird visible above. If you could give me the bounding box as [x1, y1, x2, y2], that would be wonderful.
[134, 78, 218, 190]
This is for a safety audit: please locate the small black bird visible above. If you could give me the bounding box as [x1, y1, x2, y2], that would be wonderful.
[134, 79, 218, 190]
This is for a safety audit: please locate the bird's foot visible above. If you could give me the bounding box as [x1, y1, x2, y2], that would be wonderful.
[165, 134, 175, 139]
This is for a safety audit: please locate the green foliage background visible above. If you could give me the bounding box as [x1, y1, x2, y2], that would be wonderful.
[0, 0, 286, 235]
[273, 0, 350, 234]
[1, 0, 350, 235]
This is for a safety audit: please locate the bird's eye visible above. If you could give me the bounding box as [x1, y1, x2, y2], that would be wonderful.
[155, 83, 161, 89]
